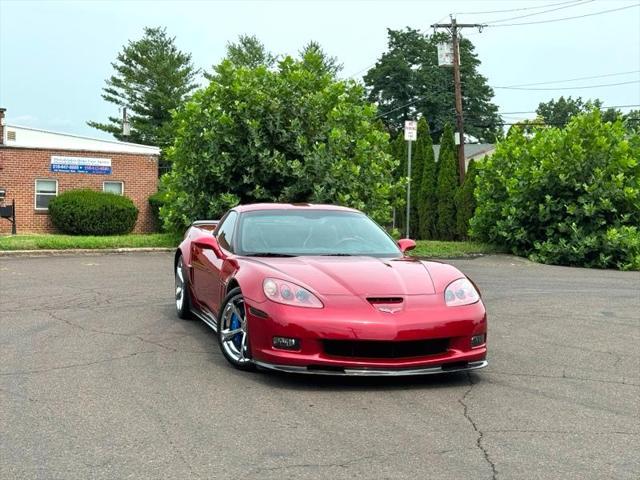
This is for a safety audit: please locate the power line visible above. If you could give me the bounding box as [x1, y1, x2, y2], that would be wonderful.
[484, 3, 640, 27]
[482, 0, 594, 25]
[454, 0, 585, 16]
[500, 70, 640, 88]
[492, 80, 640, 90]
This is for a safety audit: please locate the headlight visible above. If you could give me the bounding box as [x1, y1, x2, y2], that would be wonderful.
[444, 278, 480, 307]
[263, 278, 323, 308]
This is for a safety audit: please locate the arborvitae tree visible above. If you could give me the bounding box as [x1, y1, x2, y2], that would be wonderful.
[88, 27, 198, 156]
[455, 159, 477, 239]
[393, 133, 407, 232]
[417, 119, 437, 239]
[406, 120, 427, 238]
[435, 123, 458, 239]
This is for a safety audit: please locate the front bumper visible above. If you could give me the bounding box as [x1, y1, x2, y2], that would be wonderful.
[254, 359, 488, 376]
[246, 294, 488, 374]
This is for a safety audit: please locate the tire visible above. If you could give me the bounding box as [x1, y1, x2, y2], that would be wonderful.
[218, 287, 255, 371]
[175, 255, 192, 319]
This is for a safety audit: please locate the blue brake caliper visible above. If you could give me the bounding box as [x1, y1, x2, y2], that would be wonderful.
[230, 312, 242, 349]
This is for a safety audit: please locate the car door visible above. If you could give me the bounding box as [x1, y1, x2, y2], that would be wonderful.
[191, 211, 238, 317]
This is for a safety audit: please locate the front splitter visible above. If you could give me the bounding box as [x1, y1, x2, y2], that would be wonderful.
[253, 359, 487, 376]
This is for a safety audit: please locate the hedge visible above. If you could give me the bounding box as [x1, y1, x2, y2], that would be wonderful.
[49, 189, 138, 235]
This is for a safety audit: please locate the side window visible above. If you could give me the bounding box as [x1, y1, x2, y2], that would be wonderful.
[103, 181, 124, 195]
[216, 211, 238, 251]
[35, 179, 58, 210]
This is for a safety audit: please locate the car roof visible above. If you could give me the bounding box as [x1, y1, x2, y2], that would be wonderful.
[234, 203, 360, 213]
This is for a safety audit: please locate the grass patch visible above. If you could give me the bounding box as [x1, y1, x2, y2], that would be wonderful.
[410, 240, 504, 258]
[0, 233, 182, 251]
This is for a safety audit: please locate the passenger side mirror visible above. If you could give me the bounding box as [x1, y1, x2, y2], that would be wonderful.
[397, 238, 416, 253]
[193, 236, 226, 259]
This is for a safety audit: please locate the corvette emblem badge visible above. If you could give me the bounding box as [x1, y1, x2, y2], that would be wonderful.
[377, 306, 402, 314]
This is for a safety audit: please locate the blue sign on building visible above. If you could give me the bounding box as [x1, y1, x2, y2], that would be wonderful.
[50, 156, 112, 175]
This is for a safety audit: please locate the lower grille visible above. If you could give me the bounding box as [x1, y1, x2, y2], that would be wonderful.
[323, 338, 449, 359]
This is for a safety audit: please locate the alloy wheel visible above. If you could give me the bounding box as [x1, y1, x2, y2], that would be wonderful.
[220, 294, 251, 365]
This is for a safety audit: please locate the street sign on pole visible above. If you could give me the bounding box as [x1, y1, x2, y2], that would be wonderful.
[404, 120, 417, 238]
[404, 120, 417, 141]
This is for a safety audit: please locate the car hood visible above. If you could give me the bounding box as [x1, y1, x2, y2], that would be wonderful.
[244, 256, 436, 296]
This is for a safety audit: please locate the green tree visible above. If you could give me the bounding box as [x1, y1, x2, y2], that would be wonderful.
[623, 109, 640, 133]
[162, 43, 401, 231]
[416, 118, 437, 239]
[536, 96, 622, 127]
[393, 133, 407, 232]
[225, 34, 275, 69]
[471, 110, 640, 270]
[455, 159, 477, 239]
[435, 124, 458, 239]
[88, 27, 198, 157]
[364, 28, 501, 142]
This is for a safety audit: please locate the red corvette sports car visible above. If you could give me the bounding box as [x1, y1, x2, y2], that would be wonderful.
[174, 203, 487, 376]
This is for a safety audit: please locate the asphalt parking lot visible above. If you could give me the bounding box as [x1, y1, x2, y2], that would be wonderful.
[1, 252, 638, 479]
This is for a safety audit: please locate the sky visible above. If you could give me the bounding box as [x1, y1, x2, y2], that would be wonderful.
[1, 0, 639, 140]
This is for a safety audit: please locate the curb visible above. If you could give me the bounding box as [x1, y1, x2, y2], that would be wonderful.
[0, 247, 175, 257]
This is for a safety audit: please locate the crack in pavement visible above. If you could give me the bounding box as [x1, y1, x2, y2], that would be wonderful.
[459, 373, 497, 480]
[46, 310, 179, 352]
[0, 351, 156, 376]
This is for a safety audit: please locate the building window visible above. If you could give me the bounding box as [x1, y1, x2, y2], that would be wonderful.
[35, 179, 58, 210]
[103, 181, 124, 195]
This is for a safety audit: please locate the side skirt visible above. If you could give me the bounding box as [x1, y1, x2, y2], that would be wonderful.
[191, 307, 218, 333]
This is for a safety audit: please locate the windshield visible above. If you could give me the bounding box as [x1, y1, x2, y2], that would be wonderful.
[237, 210, 401, 257]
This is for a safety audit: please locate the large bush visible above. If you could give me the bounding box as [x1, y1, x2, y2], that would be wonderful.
[471, 110, 640, 270]
[161, 43, 401, 231]
[49, 189, 138, 235]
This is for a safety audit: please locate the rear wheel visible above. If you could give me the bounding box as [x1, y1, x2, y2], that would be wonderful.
[175, 256, 192, 319]
[218, 287, 255, 371]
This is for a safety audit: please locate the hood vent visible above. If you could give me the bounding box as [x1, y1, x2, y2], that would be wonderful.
[367, 297, 403, 304]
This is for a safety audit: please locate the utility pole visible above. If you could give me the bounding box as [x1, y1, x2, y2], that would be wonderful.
[431, 18, 484, 185]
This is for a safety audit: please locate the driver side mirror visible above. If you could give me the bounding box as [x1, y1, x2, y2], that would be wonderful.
[397, 238, 416, 253]
[193, 236, 226, 259]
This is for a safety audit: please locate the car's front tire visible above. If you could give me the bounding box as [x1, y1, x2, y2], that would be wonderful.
[218, 287, 255, 371]
[175, 255, 192, 319]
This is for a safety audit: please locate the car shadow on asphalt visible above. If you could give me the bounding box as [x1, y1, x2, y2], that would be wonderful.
[244, 368, 479, 392]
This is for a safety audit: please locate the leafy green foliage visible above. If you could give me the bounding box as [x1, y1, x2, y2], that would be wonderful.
[435, 124, 458, 240]
[471, 110, 640, 270]
[88, 27, 198, 156]
[49, 190, 138, 235]
[535, 96, 622, 127]
[455, 159, 477, 239]
[224, 34, 275, 69]
[364, 28, 501, 142]
[162, 41, 400, 232]
[148, 191, 168, 232]
[416, 119, 437, 239]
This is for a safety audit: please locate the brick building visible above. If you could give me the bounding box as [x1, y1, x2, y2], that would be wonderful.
[0, 108, 160, 234]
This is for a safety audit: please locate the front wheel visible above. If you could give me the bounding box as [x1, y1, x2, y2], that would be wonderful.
[175, 255, 192, 319]
[218, 287, 255, 371]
